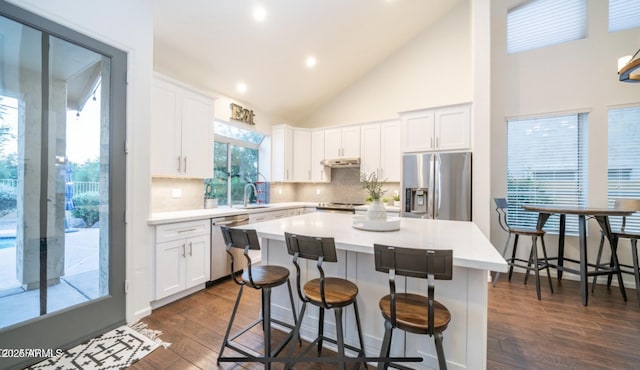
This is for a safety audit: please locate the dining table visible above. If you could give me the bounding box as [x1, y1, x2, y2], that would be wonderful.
[523, 204, 633, 306]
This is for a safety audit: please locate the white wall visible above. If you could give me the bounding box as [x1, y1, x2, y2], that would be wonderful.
[490, 0, 640, 284]
[7, 0, 155, 322]
[300, 0, 472, 128]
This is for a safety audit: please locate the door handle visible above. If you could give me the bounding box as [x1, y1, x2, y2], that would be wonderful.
[184, 156, 187, 173]
[177, 156, 182, 172]
[189, 242, 193, 257]
[181, 243, 186, 258]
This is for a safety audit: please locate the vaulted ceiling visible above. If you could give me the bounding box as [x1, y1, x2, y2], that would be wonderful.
[153, 0, 462, 122]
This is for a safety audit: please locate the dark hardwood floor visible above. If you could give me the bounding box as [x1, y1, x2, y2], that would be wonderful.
[130, 273, 640, 369]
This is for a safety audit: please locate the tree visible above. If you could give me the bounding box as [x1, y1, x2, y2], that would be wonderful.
[69, 158, 100, 182]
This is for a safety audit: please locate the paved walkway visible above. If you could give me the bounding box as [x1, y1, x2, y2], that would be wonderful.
[0, 228, 100, 328]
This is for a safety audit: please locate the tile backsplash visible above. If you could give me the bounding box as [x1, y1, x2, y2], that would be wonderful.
[150, 168, 399, 212]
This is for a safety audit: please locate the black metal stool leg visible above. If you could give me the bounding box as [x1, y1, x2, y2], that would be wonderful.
[592, 233, 606, 292]
[353, 300, 368, 369]
[335, 307, 346, 370]
[285, 301, 307, 370]
[532, 236, 542, 300]
[218, 284, 244, 364]
[508, 234, 520, 281]
[524, 245, 534, 285]
[286, 279, 302, 345]
[434, 332, 447, 370]
[631, 239, 640, 303]
[377, 320, 393, 370]
[317, 307, 325, 354]
[540, 236, 554, 294]
[493, 234, 511, 287]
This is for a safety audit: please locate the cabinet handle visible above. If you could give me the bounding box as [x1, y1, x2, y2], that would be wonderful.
[320, 169, 323, 179]
[184, 157, 187, 173]
[286, 169, 289, 180]
[177, 228, 197, 233]
[181, 243, 186, 258]
[430, 138, 434, 149]
[177, 156, 182, 172]
[189, 242, 193, 256]
[308, 170, 311, 180]
[436, 137, 439, 148]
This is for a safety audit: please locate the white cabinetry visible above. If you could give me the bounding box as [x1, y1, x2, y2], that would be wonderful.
[272, 125, 330, 183]
[249, 208, 303, 223]
[154, 219, 210, 300]
[311, 130, 331, 182]
[272, 125, 293, 182]
[401, 103, 470, 153]
[151, 76, 214, 177]
[324, 126, 361, 160]
[292, 129, 312, 182]
[360, 121, 401, 182]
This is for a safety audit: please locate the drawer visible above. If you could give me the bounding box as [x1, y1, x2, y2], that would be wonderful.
[156, 219, 209, 243]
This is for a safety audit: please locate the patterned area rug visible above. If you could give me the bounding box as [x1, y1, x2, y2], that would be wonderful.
[28, 322, 170, 370]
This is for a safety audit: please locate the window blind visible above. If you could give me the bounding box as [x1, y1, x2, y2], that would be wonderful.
[507, 0, 587, 54]
[608, 106, 640, 231]
[507, 113, 588, 234]
[609, 0, 640, 32]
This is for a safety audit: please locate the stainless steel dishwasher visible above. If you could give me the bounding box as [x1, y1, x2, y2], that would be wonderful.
[210, 214, 250, 281]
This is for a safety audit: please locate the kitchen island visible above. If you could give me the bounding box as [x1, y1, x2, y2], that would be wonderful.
[245, 212, 507, 370]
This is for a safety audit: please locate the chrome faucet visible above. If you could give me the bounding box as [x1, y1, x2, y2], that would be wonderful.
[243, 183, 257, 207]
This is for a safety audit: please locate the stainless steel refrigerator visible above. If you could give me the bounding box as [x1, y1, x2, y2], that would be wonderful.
[401, 152, 471, 221]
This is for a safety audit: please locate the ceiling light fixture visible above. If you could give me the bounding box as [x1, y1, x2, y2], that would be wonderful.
[618, 48, 640, 83]
[306, 56, 317, 68]
[253, 6, 267, 22]
[236, 82, 247, 93]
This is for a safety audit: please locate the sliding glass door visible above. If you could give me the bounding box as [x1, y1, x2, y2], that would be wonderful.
[0, 2, 126, 368]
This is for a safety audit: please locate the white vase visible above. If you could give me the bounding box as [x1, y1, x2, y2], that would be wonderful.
[367, 199, 387, 221]
[204, 198, 218, 209]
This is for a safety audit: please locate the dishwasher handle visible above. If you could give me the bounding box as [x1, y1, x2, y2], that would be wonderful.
[212, 217, 250, 227]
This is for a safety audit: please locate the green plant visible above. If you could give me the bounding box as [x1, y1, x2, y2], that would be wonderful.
[392, 193, 400, 201]
[0, 183, 16, 217]
[382, 197, 389, 203]
[360, 171, 387, 200]
[71, 191, 100, 227]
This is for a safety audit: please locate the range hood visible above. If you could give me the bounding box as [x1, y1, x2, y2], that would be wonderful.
[321, 158, 360, 168]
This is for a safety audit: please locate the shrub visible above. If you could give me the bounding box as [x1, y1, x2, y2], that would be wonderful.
[0, 183, 16, 217]
[71, 191, 100, 227]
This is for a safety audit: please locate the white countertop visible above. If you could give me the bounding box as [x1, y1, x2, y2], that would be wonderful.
[148, 202, 316, 225]
[245, 212, 508, 272]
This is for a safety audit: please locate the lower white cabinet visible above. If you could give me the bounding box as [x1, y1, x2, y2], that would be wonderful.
[154, 219, 210, 300]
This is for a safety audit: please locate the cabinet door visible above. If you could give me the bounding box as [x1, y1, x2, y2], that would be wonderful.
[292, 129, 312, 182]
[151, 82, 182, 176]
[341, 126, 361, 158]
[155, 240, 185, 299]
[311, 130, 330, 182]
[185, 234, 210, 288]
[435, 104, 470, 151]
[181, 91, 214, 177]
[360, 123, 381, 178]
[380, 121, 401, 182]
[401, 111, 435, 152]
[272, 125, 293, 182]
[324, 128, 342, 160]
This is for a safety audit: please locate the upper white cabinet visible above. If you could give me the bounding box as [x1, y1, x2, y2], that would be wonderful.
[292, 129, 312, 182]
[151, 76, 214, 178]
[272, 125, 331, 183]
[360, 121, 401, 182]
[271, 125, 293, 182]
[311, 130, 331, 182]
[324, 126, 361, 160]
[401, 103, 470, 153]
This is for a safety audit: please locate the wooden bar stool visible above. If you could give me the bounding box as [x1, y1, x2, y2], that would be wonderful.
[374, 244, 453, 370]
[284, 232, 367, 370]
[217, 227, 299, 369]
[494, 197, 554, 300]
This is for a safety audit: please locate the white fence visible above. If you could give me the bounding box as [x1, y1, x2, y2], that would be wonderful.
[0, 179, 99, 194]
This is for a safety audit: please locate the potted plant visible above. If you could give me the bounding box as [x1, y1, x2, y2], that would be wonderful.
[204, 178, 218, 209]
[392, 193, 400, 207]
[360, 171, 388, 221]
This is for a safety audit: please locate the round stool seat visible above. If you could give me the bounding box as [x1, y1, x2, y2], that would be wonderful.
[242, 265, 290, 288]
[379, 293, 451, 335]
[303, 277, 358, 307]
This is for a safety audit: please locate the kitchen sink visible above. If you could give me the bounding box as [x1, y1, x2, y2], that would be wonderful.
[234, 205, 270, 209]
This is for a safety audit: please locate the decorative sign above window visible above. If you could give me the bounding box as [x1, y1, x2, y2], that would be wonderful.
[230, 103, 256, 125]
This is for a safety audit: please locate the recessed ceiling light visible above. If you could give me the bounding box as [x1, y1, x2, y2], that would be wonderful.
[236, 82, 247, 93]
[306, 56, 317, 68]
[253, 6, 267, 22]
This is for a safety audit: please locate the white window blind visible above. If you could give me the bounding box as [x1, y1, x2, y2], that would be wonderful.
[507, 113, 588, 234]
[507, 0, 587, 54]
[609, 0, 640, 32]
[608, 106, 640, 231]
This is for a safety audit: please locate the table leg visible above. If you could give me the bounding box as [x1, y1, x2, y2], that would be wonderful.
[558, 214, 566, 281]
[579, 215, 588, 306]
[595, 216, 627, 302]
